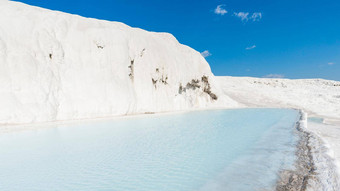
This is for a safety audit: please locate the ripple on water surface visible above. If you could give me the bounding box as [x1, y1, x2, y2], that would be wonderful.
[0, 109, 300, 191]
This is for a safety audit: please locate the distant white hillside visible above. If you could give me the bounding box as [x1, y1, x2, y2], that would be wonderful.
[217, 76, 340, 120]
[0, 1, 238, 124]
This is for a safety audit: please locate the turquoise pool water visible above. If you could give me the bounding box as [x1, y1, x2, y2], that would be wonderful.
[308, 117, 324, 124]
[0, 109, 300, 191]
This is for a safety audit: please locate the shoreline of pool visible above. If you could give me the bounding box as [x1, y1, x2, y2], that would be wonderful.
[276, 111, 340, 190]
[0, 107, 298, 134]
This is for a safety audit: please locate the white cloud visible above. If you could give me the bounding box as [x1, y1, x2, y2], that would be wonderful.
[246, 45, 256, 50]
[234, 12, 249, 21]
[251, 12, 262, 21]
[234, 12, 262, 22]
[328, 62, 335, 65]
[214, 5, 227, 15]
[263, 74, 285, 78]
[201, 50, 212, 58]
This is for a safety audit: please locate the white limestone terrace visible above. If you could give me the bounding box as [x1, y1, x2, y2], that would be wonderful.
[0, 0, 238, 125]
[217, 76, 340, 120]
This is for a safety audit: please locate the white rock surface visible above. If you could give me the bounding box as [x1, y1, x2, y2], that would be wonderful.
[309, 121, 340, 176]
[0, 1, 238, 124]
[217, 76, 340, 120]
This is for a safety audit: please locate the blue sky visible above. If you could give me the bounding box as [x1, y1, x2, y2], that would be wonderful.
[14, 0, 340, 80]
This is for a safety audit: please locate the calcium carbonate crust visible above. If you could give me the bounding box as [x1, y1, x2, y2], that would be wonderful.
[217, 76, 340, 120]
[0, 0, 238, 124]
[276, 111, 340, 191]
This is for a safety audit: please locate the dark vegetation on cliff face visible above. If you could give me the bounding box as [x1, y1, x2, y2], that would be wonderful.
[178, 75, 218, 100]
[152, 68, 168, 88]
[128, 60, 134, 81]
